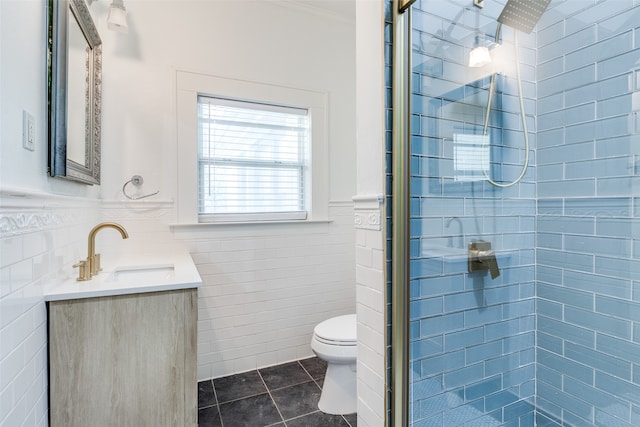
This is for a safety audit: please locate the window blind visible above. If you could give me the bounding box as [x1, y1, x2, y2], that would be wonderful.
[197, 96, 310, 221]
[453, 133, 490, 182]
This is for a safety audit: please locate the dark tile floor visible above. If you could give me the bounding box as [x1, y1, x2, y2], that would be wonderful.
[198, 357, 357, 427]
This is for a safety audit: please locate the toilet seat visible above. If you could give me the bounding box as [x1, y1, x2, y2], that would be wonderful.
[313, 314, 356, 345]
[314, 335, 356, 346]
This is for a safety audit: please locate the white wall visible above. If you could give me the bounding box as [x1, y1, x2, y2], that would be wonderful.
[355, 1, 387, 426]
[95, 0, 356, 202]
[0, 0, 100, 198]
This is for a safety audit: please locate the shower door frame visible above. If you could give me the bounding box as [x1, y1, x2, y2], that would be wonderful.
[390, 0, 414, 425]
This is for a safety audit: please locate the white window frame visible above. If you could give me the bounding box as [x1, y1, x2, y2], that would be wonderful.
[197, 96, 310, 221]
[176, 71, 329, 224]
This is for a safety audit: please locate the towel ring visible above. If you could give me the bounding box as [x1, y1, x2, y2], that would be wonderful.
[122, 175, 159, 200]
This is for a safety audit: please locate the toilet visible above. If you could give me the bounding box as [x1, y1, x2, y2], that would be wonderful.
[311, 314, 357, 415]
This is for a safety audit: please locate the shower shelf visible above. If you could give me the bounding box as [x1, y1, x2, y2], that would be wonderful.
[420, 243, 511, 264]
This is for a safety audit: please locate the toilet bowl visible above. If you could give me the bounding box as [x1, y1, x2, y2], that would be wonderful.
[311, 314, 357, 415]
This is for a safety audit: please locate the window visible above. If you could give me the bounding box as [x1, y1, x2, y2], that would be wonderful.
[176, 71, 328, 224]
[197, 96, 310, 221]
[452, 133, 490, 182]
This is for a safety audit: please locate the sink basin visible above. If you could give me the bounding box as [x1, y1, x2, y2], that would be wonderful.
[45, 249, 202, 302]
[106, 264, 175, 282]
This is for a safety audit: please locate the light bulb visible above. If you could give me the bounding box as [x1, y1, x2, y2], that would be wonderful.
[468, 46, 491, 67]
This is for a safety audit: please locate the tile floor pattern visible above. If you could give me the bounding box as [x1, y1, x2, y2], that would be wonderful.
[198, 357, 357, 427]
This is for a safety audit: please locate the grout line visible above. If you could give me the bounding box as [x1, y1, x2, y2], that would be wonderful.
[297, 360, 317, 382]
[257, 369, 287, 426]
[283, 410, 323, 424]
[218, 405, 225, 427]
[298, 359, 326, 391]
[342, 414, 355, 427]
[210, 378, 220, 407]
[216, 390, 268, 405]
[213, 371, 270, 405]
[267, 378, 317, 393]
[197, 379, 217, 410]
[210, 379, 224, 427]
[260, 361, 317, 393]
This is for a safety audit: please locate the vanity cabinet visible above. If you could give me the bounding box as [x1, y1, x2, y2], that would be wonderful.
[48, 288, 197, 427]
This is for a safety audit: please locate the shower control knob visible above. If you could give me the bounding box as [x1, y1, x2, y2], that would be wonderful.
[468, 241, 500, 279]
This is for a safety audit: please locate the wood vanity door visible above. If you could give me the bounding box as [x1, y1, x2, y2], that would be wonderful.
[48, 288, 197, 427]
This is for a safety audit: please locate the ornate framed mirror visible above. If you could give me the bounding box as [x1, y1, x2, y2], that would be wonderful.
[48, 0, 102, 185]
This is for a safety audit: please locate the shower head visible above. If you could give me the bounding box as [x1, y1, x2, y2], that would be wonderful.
[497, 0, 551, 34]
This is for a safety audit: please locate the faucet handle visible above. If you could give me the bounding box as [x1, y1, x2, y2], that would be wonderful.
[481, 253, 500, 279]
[468, 240, 500, 279]
[73, 260, 90, 281]
[91, 253, 102, 276]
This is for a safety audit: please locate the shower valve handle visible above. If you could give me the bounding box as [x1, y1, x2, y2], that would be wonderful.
[468, 241, 501, 279]
[481, 253, 500, 279]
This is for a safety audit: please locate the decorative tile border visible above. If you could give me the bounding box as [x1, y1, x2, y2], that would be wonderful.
[0, 211, 74, 237]
[0, 188, 97, 237]
[353, 194, 384, 231]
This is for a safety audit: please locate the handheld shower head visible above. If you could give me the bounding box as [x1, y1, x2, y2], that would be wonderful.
[480, 0, 549, 188]
[497, 0, 551, 33]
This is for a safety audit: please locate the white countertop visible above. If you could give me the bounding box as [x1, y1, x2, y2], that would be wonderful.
[44, 249, 202, 301]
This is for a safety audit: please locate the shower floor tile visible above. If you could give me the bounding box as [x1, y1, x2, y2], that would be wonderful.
[197, 356, 357, 427]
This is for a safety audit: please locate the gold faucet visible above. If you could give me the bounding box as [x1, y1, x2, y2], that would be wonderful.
[74, 222, 129, 281]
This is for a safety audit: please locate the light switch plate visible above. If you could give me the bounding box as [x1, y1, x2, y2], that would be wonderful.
[23, 110, 35, 151]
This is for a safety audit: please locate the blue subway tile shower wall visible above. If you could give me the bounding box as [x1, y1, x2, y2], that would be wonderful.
[535, 2, 640, 426]
[392, 0, 640, 426]
[408, 0, 537, 426]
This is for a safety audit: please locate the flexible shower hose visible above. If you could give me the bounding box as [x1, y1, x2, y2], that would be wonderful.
[482, 24, 530, 188]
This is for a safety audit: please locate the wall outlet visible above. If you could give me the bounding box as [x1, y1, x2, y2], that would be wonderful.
[23, 110, 35, 151]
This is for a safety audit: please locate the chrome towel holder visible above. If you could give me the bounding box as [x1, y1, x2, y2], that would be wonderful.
[122, 175, 159, 200]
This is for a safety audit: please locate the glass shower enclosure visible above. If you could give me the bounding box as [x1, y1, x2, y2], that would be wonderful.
[390, 0, 640, 426]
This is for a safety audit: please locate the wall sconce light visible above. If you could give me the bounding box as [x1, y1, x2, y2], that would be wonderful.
[87, 0, 128, 33]
[107, 0, 128, 33]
